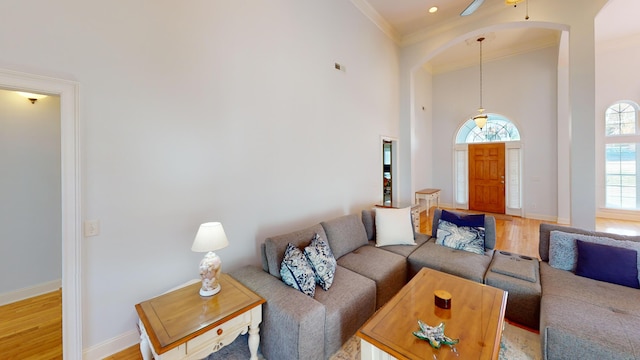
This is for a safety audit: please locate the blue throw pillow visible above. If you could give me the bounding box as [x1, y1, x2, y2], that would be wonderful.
[280, 243, 316, 297]
[304, 233, 337, 291]
[440, 209, 485, 228]
[575, 240, 640, 289]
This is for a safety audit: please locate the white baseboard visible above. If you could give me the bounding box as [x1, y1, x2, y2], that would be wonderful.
[83, 328, 139, 360]
[523, 212, 557, 222]
[0, 279, 62, 306]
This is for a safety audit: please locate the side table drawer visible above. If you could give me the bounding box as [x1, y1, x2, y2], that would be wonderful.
[186, 312, 250, 356]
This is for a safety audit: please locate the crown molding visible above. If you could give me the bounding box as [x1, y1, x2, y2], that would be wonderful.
[349, 0, 401, 44]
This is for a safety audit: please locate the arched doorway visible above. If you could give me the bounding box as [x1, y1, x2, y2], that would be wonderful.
[453, 114, 523, 217]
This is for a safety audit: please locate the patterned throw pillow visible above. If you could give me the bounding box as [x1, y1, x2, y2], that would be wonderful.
[280, 243, 316, 297]
[304, 233, 337, 291]
[436, 219, 485, 255]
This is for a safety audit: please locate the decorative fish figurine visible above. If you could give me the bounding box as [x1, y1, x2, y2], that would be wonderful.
[412, 320, 460, 349]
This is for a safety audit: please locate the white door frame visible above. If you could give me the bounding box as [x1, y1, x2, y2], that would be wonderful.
[0, 68, 82, 359]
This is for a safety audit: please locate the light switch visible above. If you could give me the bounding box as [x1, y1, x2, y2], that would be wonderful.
[84, 220, 100, 237]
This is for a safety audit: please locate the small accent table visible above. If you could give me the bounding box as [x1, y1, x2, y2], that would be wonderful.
[415, 188, 441, 217]
[136, 274, 265, 360]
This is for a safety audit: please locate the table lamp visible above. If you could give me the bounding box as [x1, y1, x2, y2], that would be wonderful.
[191, 222, 229, 296]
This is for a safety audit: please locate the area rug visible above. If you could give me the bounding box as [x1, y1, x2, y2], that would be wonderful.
[330, 322, 541, 360]
[206, 322, 541, 359]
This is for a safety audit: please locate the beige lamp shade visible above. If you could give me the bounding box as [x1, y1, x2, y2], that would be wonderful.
[191, 222, 229, 253]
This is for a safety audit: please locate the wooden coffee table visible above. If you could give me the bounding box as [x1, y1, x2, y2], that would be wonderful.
[357, 268, 507, 360]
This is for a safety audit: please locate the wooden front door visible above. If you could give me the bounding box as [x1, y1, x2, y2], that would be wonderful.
[469, 143, 505, 214]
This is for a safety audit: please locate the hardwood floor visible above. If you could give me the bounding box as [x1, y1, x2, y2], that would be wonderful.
[0, 289, 62, 360]
[4, 211, 640, 360]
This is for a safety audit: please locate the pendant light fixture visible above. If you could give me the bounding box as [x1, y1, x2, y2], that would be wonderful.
[473, 36, 488, 130]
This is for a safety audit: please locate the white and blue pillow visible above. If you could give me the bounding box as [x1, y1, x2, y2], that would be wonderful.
[304, 233, 337, 291]
[280, 233, 338, 297]
[280, 243, 316, 297]
[436, 210, 485, 255]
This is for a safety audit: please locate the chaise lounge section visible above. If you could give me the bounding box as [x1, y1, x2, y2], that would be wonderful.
[538, 224, 640, 360]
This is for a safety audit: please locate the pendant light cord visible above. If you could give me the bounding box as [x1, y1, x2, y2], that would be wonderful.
[478, 37, 485, 111]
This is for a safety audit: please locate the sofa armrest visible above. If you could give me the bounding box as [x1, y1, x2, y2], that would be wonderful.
[230, 265, 327, 360]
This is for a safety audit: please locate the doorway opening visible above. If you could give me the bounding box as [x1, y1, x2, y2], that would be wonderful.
[383, 140, 392, 204]
[0, 69, 82, 359]
[381, 136, 398, 206]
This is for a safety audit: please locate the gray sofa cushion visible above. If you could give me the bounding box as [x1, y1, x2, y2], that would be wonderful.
[407, 238, 494, 282]
[362, 209, 377, 241]
[264, 223, 328, 278]
[539, 223, 640, 262]
[230, 265, 326, 360]
[370, 232, 430, 258]
[539, 262, 640, 360]
[314, 265, 376, 359]
[336, 245, 407, 308]
[321, 214, 369, 259]
[431, 208, 496, 250]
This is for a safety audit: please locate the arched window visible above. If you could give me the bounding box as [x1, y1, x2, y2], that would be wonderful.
[455, 114, 521, 144]
[453, 114, 523, 216]
[604, 101, 640, 209]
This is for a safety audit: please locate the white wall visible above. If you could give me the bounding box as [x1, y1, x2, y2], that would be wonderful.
[0, 0, 399, 354]
[0, 89, 62, 294]
[411, 66, 433, 193]
[431, 47, 558, 218]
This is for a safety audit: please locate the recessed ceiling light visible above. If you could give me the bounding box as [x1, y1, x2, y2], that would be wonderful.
[429, 6, 438, 13]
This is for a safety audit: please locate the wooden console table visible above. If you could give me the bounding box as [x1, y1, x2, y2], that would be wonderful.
[136, 274, 265, 360]
[415, 188, 441, 217]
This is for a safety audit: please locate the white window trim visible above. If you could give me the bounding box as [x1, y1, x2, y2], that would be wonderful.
[602, 101, 640, 212]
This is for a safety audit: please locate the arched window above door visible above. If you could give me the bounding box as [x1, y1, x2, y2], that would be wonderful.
[455, 114, 521, 144]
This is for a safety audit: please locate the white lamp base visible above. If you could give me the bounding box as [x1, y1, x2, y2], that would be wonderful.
[199, 284, 221, 297]
[198, 251, 223, 297]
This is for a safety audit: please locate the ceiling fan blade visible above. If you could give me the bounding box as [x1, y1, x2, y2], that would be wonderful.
[460, 0, 485, 16]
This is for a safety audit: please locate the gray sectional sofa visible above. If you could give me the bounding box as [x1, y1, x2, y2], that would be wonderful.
[230, 208, 499, 360]
[538, 223, 640, 360]
[230, 209, 640, 360]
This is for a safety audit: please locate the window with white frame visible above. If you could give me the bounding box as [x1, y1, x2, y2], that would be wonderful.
[604, 101, 640, 209]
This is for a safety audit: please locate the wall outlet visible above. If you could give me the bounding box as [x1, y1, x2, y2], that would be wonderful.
[84, 220, 100, 237]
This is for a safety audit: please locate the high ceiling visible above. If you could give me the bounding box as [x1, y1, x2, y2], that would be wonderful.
[360, 0, 640, 73]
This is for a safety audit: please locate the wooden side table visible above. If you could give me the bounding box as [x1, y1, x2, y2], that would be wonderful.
[136, 274, 265, 360]
[415, 188, 441, 217]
